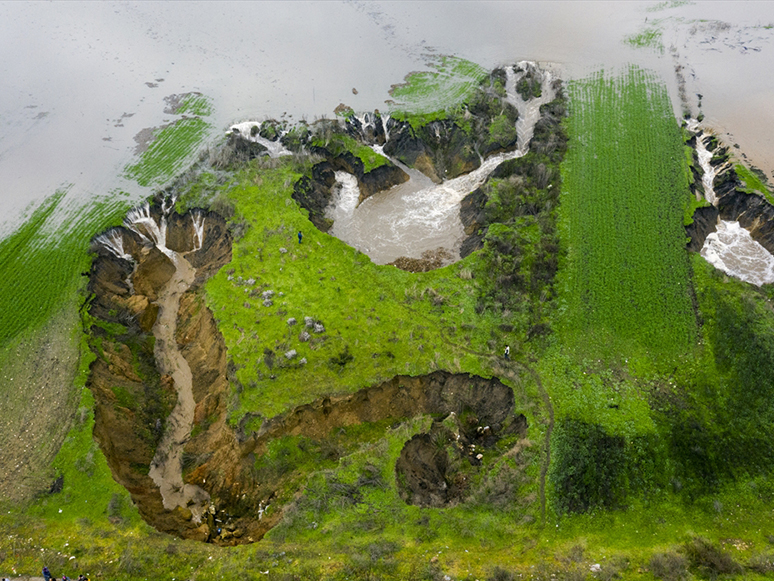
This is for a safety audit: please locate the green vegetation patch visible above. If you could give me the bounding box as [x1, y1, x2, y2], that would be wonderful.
[558, 67, 695, 365]
[388, 55, 487, 116]
[178, 158, 498, 422]
[311, 133, 390, 173]
[125, 117, 212, 187]
[175, 92, 213, 116]
[625, 26, 665, 54]
[735, 162, 774, 203]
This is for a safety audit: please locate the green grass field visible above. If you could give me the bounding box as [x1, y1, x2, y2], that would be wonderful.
[558, 66, 696, 368]
[177, 158, 507, 425]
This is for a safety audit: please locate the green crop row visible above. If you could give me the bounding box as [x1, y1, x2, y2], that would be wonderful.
[0, 190, 132, 348]
[558, 66, 696, 369]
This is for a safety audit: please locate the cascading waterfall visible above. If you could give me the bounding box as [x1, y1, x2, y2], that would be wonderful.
[125, 202, 168, 250]
[192, 210, 206, 251]
[381, 113, 391, 141]
[96, 227, 133, 262]
[228, 121, 292, 158]
[689, 119, 774, 286]
[505, 62, 556, 152]
[326, 62, 555, 265]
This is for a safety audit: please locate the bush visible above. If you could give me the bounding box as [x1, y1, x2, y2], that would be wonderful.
[650, 551, 688, 581]
[683, 537, 742, 579]
[550, 418, 628, 513]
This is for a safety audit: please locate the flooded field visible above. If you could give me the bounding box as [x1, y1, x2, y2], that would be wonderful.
[0, 1, 772, 236]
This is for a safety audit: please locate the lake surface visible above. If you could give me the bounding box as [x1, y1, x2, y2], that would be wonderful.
[0, 1, 772, 237]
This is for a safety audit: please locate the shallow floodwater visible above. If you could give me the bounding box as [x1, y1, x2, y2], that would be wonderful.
[1, 1, 773, 240]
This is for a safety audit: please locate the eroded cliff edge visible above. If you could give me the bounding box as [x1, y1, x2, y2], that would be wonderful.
[85, 200, 529, 544]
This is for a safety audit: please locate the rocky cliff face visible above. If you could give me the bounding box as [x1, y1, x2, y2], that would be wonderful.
[292, 149, 408, 231]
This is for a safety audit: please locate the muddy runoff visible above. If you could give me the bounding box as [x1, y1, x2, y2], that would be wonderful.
[325, 62, 557, 266]
[86, 207, 525, 542]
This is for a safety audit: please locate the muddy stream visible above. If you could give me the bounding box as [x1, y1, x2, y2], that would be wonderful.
[688, 119, 774, 286]
[120, 202, 211, 522]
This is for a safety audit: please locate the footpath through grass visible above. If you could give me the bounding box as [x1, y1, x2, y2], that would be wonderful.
[558, 66, 695, 367]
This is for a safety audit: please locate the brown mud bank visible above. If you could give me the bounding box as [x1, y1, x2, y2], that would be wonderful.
[86, 208, 527, 543]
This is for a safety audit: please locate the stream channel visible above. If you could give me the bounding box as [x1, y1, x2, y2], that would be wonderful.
[108, 201, 212, 523]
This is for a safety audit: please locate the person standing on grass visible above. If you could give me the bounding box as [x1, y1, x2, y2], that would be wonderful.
[42, 566, 52, 581]
[298, 231, 303, 244]
[504, 345, 510, 360]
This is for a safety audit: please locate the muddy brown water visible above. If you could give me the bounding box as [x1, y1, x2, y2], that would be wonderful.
[0, 2, 772, 239]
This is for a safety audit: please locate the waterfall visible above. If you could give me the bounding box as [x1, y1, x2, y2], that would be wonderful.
[124, 202, 168, 250]
[505, 62, 556, 153]
[96, 228, 133, 262]
[192, 210, 206, 251]
[228, 122, 292, 158]
[381, 113, 391, 141]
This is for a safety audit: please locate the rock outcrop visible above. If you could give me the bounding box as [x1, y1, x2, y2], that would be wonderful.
[293, 149, 408, 231]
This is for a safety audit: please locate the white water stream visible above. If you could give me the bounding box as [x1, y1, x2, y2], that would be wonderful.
[228, 121, 292, 158]
[110, 201, 211, 522]
[326, 62, 556, 265]
[689, 119, 774, 286]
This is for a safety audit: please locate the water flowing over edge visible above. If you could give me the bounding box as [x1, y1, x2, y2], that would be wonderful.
[688, 119, 774, 286]
[327, 62, 556, 265]
[228, 121, 292, 158]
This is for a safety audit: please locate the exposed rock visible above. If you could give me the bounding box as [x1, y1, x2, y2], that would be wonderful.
[299, 331, 310, 342]
[686, 205, 720, 252]
[459, 187, 488, 258]
[263, 299, 273, 307]
[287, 317, 297, 326]
[284, 349, 297, 360]
[304, 316, 314, 328]
[131, 247, 175, 301]
[313, 322, 325, 333]
[390, 248, 456, 272]
[396, 433, 451, 507]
